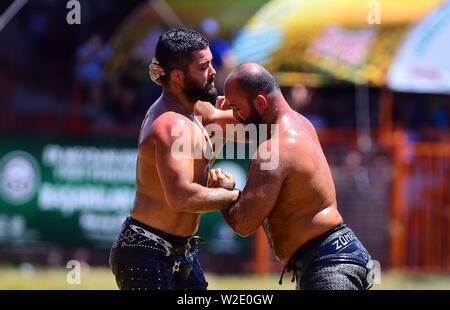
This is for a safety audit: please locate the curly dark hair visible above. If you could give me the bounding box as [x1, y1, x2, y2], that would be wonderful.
[155, 28, 209, 85]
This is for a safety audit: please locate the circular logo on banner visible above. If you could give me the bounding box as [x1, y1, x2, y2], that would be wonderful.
[0, 151, 41, 205]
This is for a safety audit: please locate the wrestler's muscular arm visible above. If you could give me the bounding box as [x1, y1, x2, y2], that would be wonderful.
[220, 141, 286, 236]
[195, 99, 236, 129]
[154, 116, 239, 213]
[195, 100, 251, 143]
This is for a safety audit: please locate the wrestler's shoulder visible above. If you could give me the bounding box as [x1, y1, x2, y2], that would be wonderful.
[151, 111, 193, 126]
[148, 112, 196, 141]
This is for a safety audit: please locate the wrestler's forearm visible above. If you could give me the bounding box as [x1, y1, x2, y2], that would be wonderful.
[194, 100, 217, 124]
[221, 204, 254, 237]
[221, 206, 243, 235]
[195, 103, 251, 143]
[176, 185, 240, 213]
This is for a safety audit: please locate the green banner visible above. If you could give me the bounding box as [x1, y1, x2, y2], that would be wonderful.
[0, 134, 136, 248]
[0, 135, 251, 258]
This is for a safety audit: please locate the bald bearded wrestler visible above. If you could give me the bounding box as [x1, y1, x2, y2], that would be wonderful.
[208, 63, 375, 290]
[109, 28, 240, 290]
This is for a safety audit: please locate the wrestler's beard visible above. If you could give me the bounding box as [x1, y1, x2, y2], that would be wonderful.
[242, 101, 263, 125]
[182, 74, 218, 103]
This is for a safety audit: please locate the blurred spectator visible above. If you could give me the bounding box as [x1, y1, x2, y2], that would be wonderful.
[288, 84, 326, 130]
[75, 34, 113, 113]
[289, 83, 310, 112]
[110, 63, 141, 127]
[430, 103, 448, 129]
[75, 34, 112, 84]
[200, 18, 235, 94]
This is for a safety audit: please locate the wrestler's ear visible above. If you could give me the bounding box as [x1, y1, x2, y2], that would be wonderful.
[254, 94, 268, 114]
[169, 69, 184, 86]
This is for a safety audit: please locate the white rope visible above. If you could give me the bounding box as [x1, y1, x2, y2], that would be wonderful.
[149, 0, 183, 27]
[0, 0, 29, 33]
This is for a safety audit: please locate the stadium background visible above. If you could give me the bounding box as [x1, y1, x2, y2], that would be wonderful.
[0, 0, 449, 289]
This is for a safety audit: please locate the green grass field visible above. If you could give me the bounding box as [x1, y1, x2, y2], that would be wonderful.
[1, 267, 450, 290]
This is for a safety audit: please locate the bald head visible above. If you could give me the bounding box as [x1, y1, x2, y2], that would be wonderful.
[225, 63, 280, 103]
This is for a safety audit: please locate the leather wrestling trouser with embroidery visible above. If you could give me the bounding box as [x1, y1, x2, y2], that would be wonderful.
[280, 224, 376, 290]
[109, 217, 208, 290]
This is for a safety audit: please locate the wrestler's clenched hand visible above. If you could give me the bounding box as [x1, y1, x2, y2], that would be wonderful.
[207, 168, 235, 190]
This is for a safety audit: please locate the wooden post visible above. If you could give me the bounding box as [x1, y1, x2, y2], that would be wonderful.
[389, 130, 408, 268]
[378, 87, 394, 149]
[254, 227, 271, 274]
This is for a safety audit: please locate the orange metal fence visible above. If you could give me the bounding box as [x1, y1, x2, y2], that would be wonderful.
[390, 132, 450, 271]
